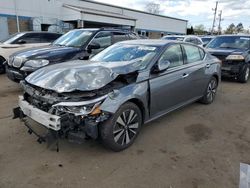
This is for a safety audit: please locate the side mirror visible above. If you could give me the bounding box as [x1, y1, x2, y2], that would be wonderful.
[154, 60, 170, 73]
[203, 43, 207, 47]
[88, 42, 101, 50]
[17, 39, 26, 44]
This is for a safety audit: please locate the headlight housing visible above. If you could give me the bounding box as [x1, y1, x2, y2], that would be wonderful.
[52, 95, 107, 116]
[12, 56, 25, 68]
[226, 55, 245, 61]
[21, 59, 49, 71]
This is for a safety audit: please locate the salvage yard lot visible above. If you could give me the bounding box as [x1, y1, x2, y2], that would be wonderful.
[0, 74, 249, 188]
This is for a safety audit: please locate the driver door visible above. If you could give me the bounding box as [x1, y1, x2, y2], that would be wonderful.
[149, 44, 193, 118]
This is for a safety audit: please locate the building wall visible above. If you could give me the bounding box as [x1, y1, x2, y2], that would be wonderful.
[0, 0, 187, 39]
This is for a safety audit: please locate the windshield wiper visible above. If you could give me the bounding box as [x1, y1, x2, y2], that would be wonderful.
[54, 44, 65, 47]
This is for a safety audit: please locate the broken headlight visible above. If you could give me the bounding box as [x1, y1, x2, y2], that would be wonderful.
[52, 95, 107, 116]
[21, 59, 49, 71]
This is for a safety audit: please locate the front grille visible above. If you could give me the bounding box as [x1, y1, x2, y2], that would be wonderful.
[24, 93, 52, 112]
[212, 54, 227, 62]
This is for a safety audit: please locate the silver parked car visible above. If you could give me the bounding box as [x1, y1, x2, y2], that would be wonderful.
[14, 40, 221, 151]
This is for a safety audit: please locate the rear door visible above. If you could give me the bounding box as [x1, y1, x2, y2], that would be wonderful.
[181, 44, 209, 98]
[149, 44, 193, 117]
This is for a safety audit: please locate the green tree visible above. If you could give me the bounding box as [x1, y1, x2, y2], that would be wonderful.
[194, 24, 206, 35]
[225, 23, 236, 34]
[236, 23, 244, 33]
[187, 26, 194, 34]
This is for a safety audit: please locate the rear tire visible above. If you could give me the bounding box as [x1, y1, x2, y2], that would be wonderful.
[238, 65, 249, 83]
[99, 102, 142, 152]
[200, 77, 218, 104]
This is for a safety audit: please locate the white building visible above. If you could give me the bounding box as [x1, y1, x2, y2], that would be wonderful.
[0, 0, 187, 40]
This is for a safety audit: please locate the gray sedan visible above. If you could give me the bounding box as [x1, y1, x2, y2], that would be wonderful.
[14, 40, 221, 151]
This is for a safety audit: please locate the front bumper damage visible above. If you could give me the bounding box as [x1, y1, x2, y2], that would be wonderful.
[221, 61, 244, 78]
[13, 94, 110, 150]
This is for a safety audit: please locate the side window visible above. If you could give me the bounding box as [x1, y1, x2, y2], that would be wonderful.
[40, 33, 61, 43]
[19, 33, 41, 43]
[158, 45, 183, 69]
[185, 37, 192, 43]
[196, 38, 202, 45]
[183, 44, 203, 63]
[91, 31, 112, 49]
[112, 32, 129, 43]
[90, 31, 112, 56]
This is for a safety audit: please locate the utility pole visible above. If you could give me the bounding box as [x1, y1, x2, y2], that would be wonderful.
[217, 10, 223, 35]
[14, 0, 20, 32]
[211, 1, 218, 35]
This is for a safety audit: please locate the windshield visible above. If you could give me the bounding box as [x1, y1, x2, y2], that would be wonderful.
[162, 36, 184, 41]
[91, 43, 159, 69]
[53, 30, 95, 47]
[1, 33, 25, 44]
[207, 36, 250, 50]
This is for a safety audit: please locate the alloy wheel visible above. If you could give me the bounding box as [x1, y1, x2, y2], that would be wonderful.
[207, 79, 217, 102]
[245, 67, 249, 81]
[113, 109, 139, 146]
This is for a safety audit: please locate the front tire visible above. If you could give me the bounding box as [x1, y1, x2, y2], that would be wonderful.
[0, 57, 6, 74]
[238, 65, 249, 83]
[100, 102, 142, 152]
[200, 77, 218, 104]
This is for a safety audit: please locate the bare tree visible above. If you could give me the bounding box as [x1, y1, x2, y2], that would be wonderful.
[145, 2, 160, 14]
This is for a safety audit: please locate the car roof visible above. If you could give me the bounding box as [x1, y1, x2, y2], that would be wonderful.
[216, 34, 250, 37]
[18, 31, 61, 34]
[119, 39, 183, 46]
[163, 35, 185, 37]
[70, 28, 133, 32]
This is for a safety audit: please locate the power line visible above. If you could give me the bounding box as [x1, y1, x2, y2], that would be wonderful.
[211, 1, 218, 34]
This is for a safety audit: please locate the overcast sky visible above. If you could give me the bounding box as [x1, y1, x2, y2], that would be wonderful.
[93, 0, 250, 31]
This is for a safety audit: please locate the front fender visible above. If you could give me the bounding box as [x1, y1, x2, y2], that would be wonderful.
[100, 81, 149, 119]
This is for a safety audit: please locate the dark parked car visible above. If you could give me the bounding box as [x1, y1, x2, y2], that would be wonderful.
[13, 40, 221, 151]
[0, 31, 62, 74]
[6, 28, 138, 82]
[201, 36, 214, 47]
[206, 35, 250, 83]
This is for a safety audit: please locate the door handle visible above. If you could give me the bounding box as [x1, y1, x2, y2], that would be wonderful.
[182, 73, 189, 78]
[206, 64, 211, 68]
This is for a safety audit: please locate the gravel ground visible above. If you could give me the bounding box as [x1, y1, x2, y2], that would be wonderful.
[0, 74, 249, 188]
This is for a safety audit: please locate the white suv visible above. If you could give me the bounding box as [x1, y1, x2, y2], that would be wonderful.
[162, 35, 204, 47]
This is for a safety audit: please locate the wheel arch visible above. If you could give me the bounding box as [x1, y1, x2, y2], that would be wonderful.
[0, 55, 6, 62]
[212, 74, 219, 84]
[127, 98, 146, 123]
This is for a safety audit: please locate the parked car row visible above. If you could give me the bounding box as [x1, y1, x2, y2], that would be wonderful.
[2, 28, 249, 151]
[5, 28, 138, 82]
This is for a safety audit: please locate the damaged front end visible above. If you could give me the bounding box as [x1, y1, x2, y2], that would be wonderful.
[13, 61, 140, 148]
[14, 81, 112, 147]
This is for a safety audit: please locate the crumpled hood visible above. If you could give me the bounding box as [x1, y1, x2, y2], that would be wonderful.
[25, 60, 142, 93]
